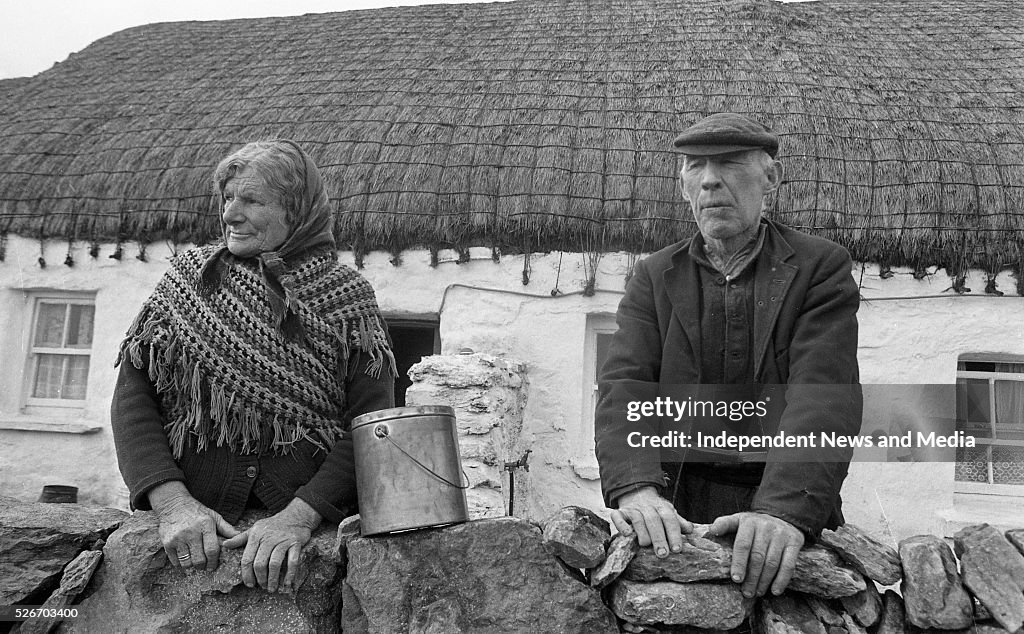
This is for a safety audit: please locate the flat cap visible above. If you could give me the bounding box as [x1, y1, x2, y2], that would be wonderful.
[673, 112, 779, 157]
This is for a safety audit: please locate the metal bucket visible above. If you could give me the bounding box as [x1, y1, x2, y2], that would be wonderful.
[352, 405, 469, 536]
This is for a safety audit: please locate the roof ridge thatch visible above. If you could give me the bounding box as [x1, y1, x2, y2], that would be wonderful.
[0, 0, 1022, 281]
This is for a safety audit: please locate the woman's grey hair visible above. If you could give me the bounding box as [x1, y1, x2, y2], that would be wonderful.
[213, 140, 326, 226]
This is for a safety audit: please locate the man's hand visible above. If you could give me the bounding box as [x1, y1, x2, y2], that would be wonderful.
[707, 512, 804, 598]
[609, 487, 693, 558]
[223, 498, 322, 593]
[149, 481, 239, 571]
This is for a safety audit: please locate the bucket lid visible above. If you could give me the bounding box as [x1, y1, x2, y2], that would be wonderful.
[351, 405, 455, 429]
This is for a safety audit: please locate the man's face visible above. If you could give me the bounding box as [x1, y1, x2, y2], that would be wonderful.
[679, 150, 781, 242]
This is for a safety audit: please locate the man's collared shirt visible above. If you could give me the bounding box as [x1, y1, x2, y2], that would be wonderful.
[689, 221, 767, 385]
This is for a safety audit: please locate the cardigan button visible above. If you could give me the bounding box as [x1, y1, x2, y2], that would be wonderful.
[246, 466, 258, 478]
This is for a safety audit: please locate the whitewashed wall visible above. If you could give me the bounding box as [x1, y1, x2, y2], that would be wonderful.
[0, 237, 169, 507]
[848, 266, 1024, 542]
[1, 234, 1022, 541]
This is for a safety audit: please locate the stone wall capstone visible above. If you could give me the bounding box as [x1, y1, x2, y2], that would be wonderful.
[63, 510, 343, 634]
[341, 516, 618, 633]
[0, 496, 126, 606]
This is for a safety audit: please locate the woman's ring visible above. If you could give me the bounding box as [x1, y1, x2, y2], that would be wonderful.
[178, 553, 191, 561]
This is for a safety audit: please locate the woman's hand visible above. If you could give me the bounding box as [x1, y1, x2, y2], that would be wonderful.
[148, 481, 239, 571]
[223, 498, 323, 593]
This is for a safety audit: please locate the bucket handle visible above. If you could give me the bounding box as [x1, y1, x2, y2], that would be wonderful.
[376, 425, 471, 490]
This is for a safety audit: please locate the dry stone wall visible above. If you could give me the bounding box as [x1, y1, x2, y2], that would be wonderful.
[4, 497, 1024, 633]
[539, 507, 1024, 634]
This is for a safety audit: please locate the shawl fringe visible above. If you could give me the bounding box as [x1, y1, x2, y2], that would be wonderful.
[118, 317, 343, 459]
[115, 247, 393, 460]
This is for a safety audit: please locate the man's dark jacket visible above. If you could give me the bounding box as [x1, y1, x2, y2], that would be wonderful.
[595, 218, 862, 538]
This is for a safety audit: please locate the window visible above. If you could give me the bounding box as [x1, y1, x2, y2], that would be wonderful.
[581, 313, 618, 456]
[385, 316, 440, 408]
[25, 296, 96, 406]
[954, 355, 1024, 490]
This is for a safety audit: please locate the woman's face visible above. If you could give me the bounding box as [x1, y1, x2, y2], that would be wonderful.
[221, 166, 290, 258]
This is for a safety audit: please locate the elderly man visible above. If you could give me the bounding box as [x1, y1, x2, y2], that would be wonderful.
[595, 113, 861, 600]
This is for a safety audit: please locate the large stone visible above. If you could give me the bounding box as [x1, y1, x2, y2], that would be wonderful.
[18, 549, 103, 634]
[839, 580, 883, 628]
[876, 589, 907, 634]
[541, 505, 610, 569]
[805, 596, 845, 628]
[336, 514, 361, 549]
[624, 535, 862, 598]
[788, 545, 866, 599]
[65, 510, 343, 633]
[841, 612, 869, 634]
[953, 523, 1024, 633]
[903, 625, 1005, 634]
[820, 523, 902, 586]
[1007, 529, 1024, 557]
[341, 516, 617, 633]
[623, 532, 732, 583]
[590, 532, 639, 589]
[0, 497, 127, 605]
[759, 594, 827, 634]
[898, 534, 973, 630]
[965, 624, 1024, 634]
[334, 514, 361, 579]
[609, 579, 753, 630]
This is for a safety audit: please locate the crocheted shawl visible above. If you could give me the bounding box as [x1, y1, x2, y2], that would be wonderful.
[116, 244, 395, 458]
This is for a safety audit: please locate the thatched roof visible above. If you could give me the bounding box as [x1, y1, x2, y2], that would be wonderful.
[1, 0, 1022, 276]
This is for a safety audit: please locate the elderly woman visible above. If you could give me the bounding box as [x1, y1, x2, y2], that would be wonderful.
[111, 139, 394, 592]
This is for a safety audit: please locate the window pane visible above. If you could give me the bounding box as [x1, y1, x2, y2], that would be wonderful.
[993, 380, 1024, 430]
[954, 445, 989, 483]
[34, 303, 67, 347]
[31, 354, 90, 400]
[994, 362, 1024, 374]
[66, 305, 95, 347]
[956, 379, 991, 430]
[63, 356, 90, 399]
[32, 354, 65, 398]
[595, 332, 614, 380]
[960, 361, 996, 372]
[992, 447, 1024, 485]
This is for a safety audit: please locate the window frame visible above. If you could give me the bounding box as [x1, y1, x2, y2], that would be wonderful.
[581, 313, 618, 459]
[382, 313, 441, 408]
[953, 354, 1024, 497]
[23, 293, 97, 409]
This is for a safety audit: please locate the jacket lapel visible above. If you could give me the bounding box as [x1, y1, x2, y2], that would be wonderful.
[663, 242, 703, 377]
[753, 222, 797, 379]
